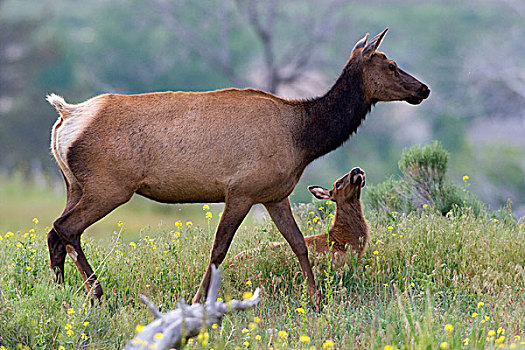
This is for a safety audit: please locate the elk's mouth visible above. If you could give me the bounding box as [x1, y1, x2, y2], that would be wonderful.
[350, 167, 366, 187]
[405, 96, 424, 105]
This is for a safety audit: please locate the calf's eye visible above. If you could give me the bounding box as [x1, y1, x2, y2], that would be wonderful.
[335, 182, 343, 188]
[388, 63, 396, 71]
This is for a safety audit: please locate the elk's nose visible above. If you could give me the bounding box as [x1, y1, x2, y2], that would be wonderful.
[418, 84, 430, 99]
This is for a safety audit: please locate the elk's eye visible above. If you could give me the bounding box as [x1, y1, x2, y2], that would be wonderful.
[335, 182, 343, 188]
[388, 63, 396, 71]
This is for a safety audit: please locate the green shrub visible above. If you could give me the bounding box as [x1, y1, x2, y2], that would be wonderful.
[366, 141, 485, 215]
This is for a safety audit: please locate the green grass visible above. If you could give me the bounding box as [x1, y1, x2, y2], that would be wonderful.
[0, 181, 524, 349]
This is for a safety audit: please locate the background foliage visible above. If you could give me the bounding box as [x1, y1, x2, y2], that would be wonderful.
[1, 0, 524, 217]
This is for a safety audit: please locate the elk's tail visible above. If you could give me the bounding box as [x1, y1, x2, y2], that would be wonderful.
[46, 93, 74, 119]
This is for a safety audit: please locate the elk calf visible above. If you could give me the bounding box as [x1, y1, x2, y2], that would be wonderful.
[306, 167, 368, 255]
[236, 167, 368, 260]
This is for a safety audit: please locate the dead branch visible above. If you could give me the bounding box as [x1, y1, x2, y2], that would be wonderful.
[124, 265, 260, 350]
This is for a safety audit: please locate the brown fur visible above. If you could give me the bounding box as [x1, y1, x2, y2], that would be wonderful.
[46, 28, 428, 305]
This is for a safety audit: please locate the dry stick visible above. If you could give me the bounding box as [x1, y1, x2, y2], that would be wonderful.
[124, 265, 261, 350]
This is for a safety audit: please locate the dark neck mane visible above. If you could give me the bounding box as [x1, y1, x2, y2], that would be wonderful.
[298, 56, 372, 162]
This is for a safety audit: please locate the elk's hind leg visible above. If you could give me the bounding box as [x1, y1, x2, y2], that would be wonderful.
[48, 175, 82, 284]
[53, 183, 133, 300]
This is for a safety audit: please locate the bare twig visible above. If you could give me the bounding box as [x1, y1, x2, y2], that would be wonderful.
[124, 265, 260, 350]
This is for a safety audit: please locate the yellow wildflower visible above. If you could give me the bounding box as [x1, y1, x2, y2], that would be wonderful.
[373, 250, 379, 255]
[495, 336, 505, 344]
[463, 338, 469, 345]
[32, 218, 39, 224]
[296, 307, 305, 314]
[81, 333, 88, 340]
[497, 327, 505, 335]
[243, 291, 253, 299]
[243, 341, 249, 347]
[212, 323, 218, 329]
[462, 175, 469, 182]
[387, 225, 393, 230]
[444, 324, 454, 333]
[299, 335, 311, 343]
[129, 241, 136, 247]
[318, 206, 324, 211]
[175, 220, 182, 227]
[472, 312, 478, 318]
[186, 221, 192, 226]
[117, 220, 123, 227]
[440, 342, 449, 349]
[248, 322, 257, 330]
[206, 212, 212, 219]
[278, 330, 288, 340]
[203, 204, 210, 210]
[67, 308, 75, 315]
[255, 335, 261, 340]
[254, 316, 261, 323]
[242, 328, 249, 334]
[323, 340, 335, 349]
[478, 301, 484, 307]
[66, 329, 74, 337]
[16, 242, 23, 248]
[154, 333, 164, 340]
[246, 280, 252, 286]
[488, 330, 496, 337]
[83, 322, 89, 327]
[135, 324, 145, 333]
[383, 346, 392, 350]
[326, 201, 333, 205]
[58, 346, 65, 350]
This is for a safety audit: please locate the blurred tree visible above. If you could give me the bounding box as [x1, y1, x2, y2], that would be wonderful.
[0, 0, 523, 215]
[150, 0, 350, 94]
[0, 0, 62, 171]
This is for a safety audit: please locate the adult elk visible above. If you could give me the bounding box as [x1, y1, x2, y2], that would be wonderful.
[46, 28, 429, 305]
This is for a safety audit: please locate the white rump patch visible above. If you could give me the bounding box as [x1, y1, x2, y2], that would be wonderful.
[50, 95, 105, 183]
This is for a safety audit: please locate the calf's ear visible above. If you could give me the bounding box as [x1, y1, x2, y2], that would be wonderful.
[308, 186, 332, 200]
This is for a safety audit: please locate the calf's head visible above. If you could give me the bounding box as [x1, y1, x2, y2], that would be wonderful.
[308, 167, 365, 204]
[352, 28, 430, 105]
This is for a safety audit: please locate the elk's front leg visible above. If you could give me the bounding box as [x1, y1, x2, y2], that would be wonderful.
[193, 197, 253, 304]
[264, 198, 320, 308]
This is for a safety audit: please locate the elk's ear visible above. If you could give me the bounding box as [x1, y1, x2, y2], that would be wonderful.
[308, 186, 332, 200]
[352, 33, 369, 52]
[362, 28, 388, 59]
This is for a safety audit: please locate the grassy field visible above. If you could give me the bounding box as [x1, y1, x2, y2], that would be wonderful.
[0, 178, 524, 349]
